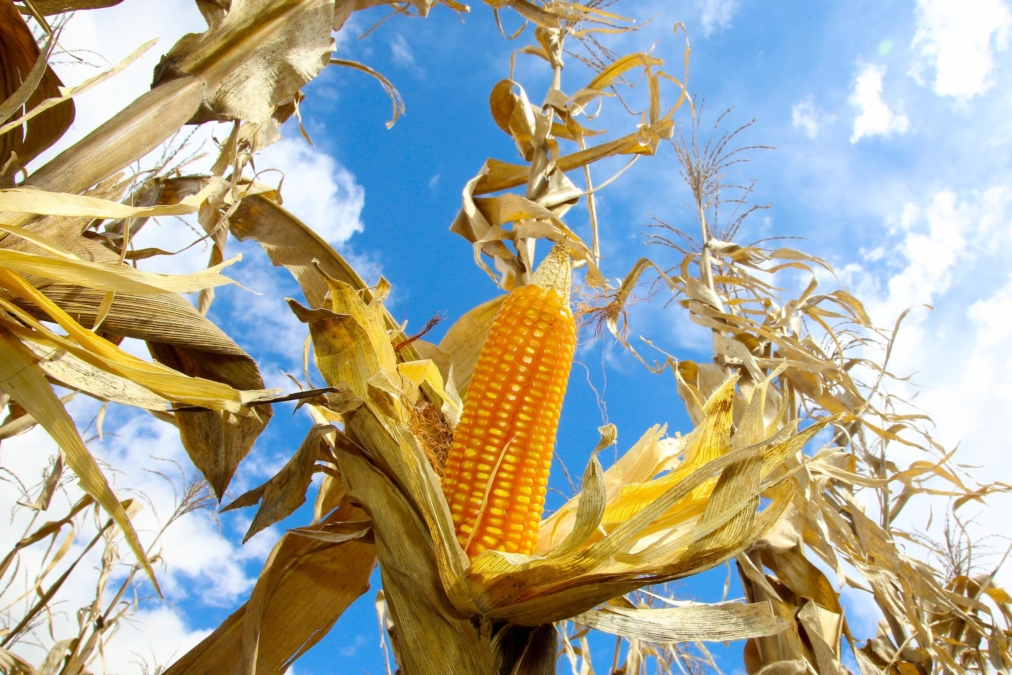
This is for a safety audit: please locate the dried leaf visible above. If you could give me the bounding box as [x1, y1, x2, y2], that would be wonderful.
[0, 2, 74, 178]
[22, 338, 169, 410]
[574, 600, 786, 643]
[333, 433, 498, 674]
[154, 0, 336, 124]
[165, 501, 375, 675]
[223, 424, 333, 542]
[0, 327, 156, 589]
[148, 341, 272, 500]
[3, 41, 185, 205]
[21, 0, 123, 14]
[437, 294, 506, 400]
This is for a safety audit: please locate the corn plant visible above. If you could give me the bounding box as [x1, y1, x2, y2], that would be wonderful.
[0, 1, 1009, 674]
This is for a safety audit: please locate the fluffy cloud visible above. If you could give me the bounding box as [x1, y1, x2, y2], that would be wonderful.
[93, 606, 212, 673]
[696, 0, 739, 36]
[849, 64, 910, 143]
[841, 186, 1012, 587]
[256, 138, 366, 247]
[910, 0, 1012, 98]
[860, 190, 969, 319]
[791, 96, 831, 139]
[0, 400, 278, 669]
[390, 33, 416, 70]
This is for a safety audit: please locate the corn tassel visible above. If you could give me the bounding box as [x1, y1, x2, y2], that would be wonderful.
[442, 244, 575, 559]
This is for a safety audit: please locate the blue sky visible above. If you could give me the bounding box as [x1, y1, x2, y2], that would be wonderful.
[2, 0, 1011, 673]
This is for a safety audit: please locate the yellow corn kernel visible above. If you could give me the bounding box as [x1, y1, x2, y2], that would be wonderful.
[441, 280, 576, 560]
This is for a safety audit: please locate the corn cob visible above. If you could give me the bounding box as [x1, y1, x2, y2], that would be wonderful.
[442, 244, 575, 559]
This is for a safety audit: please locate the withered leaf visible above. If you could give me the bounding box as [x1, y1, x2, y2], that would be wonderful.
[0, 1, 74, 182]
[223, 424, 334, 542]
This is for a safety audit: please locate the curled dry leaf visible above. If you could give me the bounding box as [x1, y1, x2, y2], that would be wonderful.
[153, 0, 336, 125]
[450, 30, 689, 293]
[163, 499, 376, 675]
[574, 599, 786, 644]
[0, 327, 157, 590]
[0, 1, 74, 184]
[223, 424, 335, 542]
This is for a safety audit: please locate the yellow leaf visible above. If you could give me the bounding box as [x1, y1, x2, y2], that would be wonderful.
[0, 327, 158, 591]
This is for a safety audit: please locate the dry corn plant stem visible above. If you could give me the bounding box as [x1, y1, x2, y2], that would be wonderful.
[581, 138, 601, 266]
[698, 205, 716, 297]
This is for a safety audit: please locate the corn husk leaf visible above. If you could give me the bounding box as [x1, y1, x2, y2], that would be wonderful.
[163, 500, 375, 675]
[0, 271, 266, 413]
[574, 600, 786, 643]
[0, 246, 239, 295]
[0, 3, 74, 177]
[22, 0, 123, 12]
[9, 0, 338, 210]
[0, 327, 157, 590]
[436, 294, 507, 399]
[21, 337, 169, 411]
[5, 56, 199, 207]
[333, 434, 497, 674]
[228, 191, 366, 308]
[222, 424, 334, 542]
[7, 262, 275, 499]
[225, 190, 423, 361]
[148, 341, 273, 500]
[0, 179, 221, 218]
[0, 645, 36, 675]
[153, 0, 336, 124]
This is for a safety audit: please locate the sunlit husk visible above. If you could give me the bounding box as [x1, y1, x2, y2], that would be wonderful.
[289, 276, 834, 641]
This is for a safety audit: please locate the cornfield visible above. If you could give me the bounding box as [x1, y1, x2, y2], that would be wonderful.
[1, 1, 1010, 674]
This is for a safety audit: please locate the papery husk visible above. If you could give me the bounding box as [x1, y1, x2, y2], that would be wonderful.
[574, 600, 786, 643]
[162, 497, 375, 675]
[17, 0, 123, 14]
[0, 1, 74, 184]
[151, 0, 336, 125]
[282, 270, 828, 671]
[0, 327, 157, 590]
[222, 424, 336, 542]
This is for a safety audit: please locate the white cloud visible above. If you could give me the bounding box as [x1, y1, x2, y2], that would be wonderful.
[910, 0, 1012, 98]
[869, 190, 968, 318]
[98, 606, 212, 673]
[841, 186, 1012, 587]
[339, 633, 368, 657]
[387, 33, 424, 79]
[0, 402, 274, 670]
[256, 138, 366, 246]
[849, 64, 910, 143]
[390, 34, 414, 68]
[696, 0, 739, 36]
[791, 96, 831, 139]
